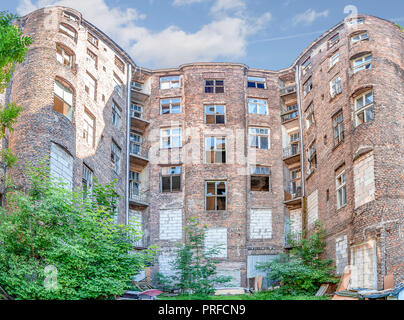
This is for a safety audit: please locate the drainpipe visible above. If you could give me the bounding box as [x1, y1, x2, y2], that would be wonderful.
[125, 63, 132, 225]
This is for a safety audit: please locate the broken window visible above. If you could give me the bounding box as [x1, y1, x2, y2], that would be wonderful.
[249, 127, 269, 149]
[205, 136, 226, 164]
[130, 103, 143, 119]
[129, 171, 140, 198]
[83, 109, 95, 147]
[113, 74, 123, 97]
[328, 33, 340, 49]
[160, 98, 181, 114]
[205, 181, 226, 211]
[247, 77, 266, 89]
[204, 79, 224, 93]
[114, 55, 125, 73]
[129, 132, 142, 155]
[305, 103, 315, 129]
[248, 98, 268, 115]
[307, 142, 317, 175]
[303, 77, 313, 96]
[160, 76, 180, 89]
[289, 168, 301, 195]
[333, 111, 344, 146]
[330, 76, 342, 98]
[59, 23, 77, 41]
[204, 105, 225, 124]
[336, 170, 347, 209]
[160, 128, 181, 149]
[329, 52, 340, 68]
[302, 57, 312, 75]
[111, 141, 121, 174]
[84, 72, 96, 100]
[86, 49, 97, 69]
[351, 32, 369, 44]
[354, 90, 374, 126]
[63, 11, 79, 22]
[56, 44, 73, 68]
[53, 80, 73, 120]
[88, 33, 98, 47]
[161, 166, 181, 192]
[352, 54, 372, 74]
[82, 164, 94, 199]
[250, 166, 270, 192]
[112, 101, 122, 129]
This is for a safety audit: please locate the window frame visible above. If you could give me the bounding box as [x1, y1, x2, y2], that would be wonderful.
[59, 23, 77, 41]
[330, 76, 342, 98]
[303, 77, 313, 96]
[302, 57, 312, 76]
[160, 127, 182, 149]
[205, 136, 226, 164]
[160, 76, 181, 89]
[160, 97, 181, 115]
[351, 31, 369, 44]
[329, 52, 340, 68]
[86, 49, 97, 69]
[112, 101, 122, 129]
[84, 71, 97, 100]
[328, 33, 340, 49]
[307, 142, 317, 175]
[248, 98, 268, 115]
[113, 73, 123, 97]
[161, 166, 182, 193]
[249, 127, 270, 150]
[130, 103, 143, 119]
[53, 79, 73, 121]
[205, 181, 227, 211]
[352, 54, 372, 74]
[305, 103, 315, 129]
[204, 104, 226, 124]
[114, 55, 125, 73]
[82, 164, 94, 199]
[56, 44, 73, 68]
[336, 170, 347, 209]
[247, 77, 266, 89]
[333, 111, 344, 146]
[204, 79, 224, 94]
[250, 166, 271, 192]
[87, 33, 98, 48]
[83, 108, 95, 148]
[111, 141, 121, 174]
[354, 90, 374, 127]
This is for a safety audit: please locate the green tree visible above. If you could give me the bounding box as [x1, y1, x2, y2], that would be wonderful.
[0, 11, 32, 204]
[257, 222, 338, 295]
[155, 217, 231, 296]
[0, 162, 157, 300]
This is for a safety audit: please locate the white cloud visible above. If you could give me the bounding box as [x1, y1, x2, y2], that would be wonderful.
[17, 0, 272, 68]
[292, 9, 329, 26]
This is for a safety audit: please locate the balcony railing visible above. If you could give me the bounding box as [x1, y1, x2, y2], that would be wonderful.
[281, 104, 298, 114]
[129, 190, 148, 205]
[129, 143, 148, 159]
[281, 111, 299, 123]
[280, 85, 296, 95]
[283, 144, 300, 159]
[286, 186, 302, 199]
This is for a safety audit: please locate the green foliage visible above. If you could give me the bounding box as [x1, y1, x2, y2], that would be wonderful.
[0, 11, 33, 93]
[395, 23, 404, 31]
[155, 217, 231, 296]
[0, 102, 23, 137]
[257, 222, 338, 295]
[0, 162, 157, 300]
[0, 148, 17, 168]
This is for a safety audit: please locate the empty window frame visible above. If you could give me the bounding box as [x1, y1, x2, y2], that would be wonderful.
[129, 132, 142, 155]
[347, 18, 364, 25]
[204, 105, 225, 124]
[247, 77, 266, 89]
[249, 127, 269, 149]
[290, 168, 302, 195]
[250, 166, 270, 192]
[303, 77, 313, 96]
[112, 102, 122, 129]
[83, 109, 95, 147]
[351, 32, 369, 44]
[354, 90, 374, 126]
[160, 76, 180, 89]
[330, 76, 342, 98]
[82, 164, 94, 198]
[53, 80, 73, 120]
[88, 33, 98, 47]
[205, 181, 226, 211]
[205, 136, 226, 164]
[113, 74, 123, 97]
[328, 33, 340, 49]
[161, 166, 181, 192]
[333, 111, 344, 146]
[86, 49, 97, 69]
[111, 141, 121, 174]
[130, 103, 143, 119]
[160, 98, 181, 114]
[305, 103, 315, 129]
[160, 128, 182, 149]
[59, 24, 77, 41]
[336, 170, 347, 209]
[329, 52, 340, 68]
[352, 54, 372, 73]
[248, 98, 268, 115]
[129, 171, 140, 197]
[204, 79, 224, 93]
[56, 44, 73, 68]
[63, 11, 79, 22]
[84, 72, 96, 100]
[115, 55, 125, 73]
[307, 142, 317, 175]
[302, 57, 312, 75]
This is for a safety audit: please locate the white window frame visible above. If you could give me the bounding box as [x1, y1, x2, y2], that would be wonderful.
[303, 77, 313, 96]
[352, 54, 372, 74]
[328, 33, 340, 48]
[111, 141, 121, 174]
[354, 90, 374, 126]
[88, 33, 98, 47]
[247, 77, 266, 89]
[56, 45, 73, 68]
[302, 57, 312, 76]
[248, 98, 268, 115]
[336, 171, 347, 209]
[84, 72, 96, 100]
[86, 49, 97, 69]
[112, 102, 122, 129]
[249, 127, 270, 150]
[329, 52, 340, 68]
[83, 110, 95, 147]
[160, 98, 181, 115]
[82, 164, 94, 198]
[204, 105, 226, 124]
[333, 112, 344, 146]
[160, 128, 182, 149]
[305, 103, 315, 129]
[330, 76, 342, 98]
[351, 32, 369, 44]
[113, 74, 123, 97]
[130, 103, 143, 119]
[160, 76, 181, 89]
[53, 80, 73, 121]
[205, 136, 226, 164]
[59, 24, 76, 41]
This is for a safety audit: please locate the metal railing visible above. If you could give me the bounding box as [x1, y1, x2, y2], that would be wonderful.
[283, 144, 300, 158]
[281, 111, 299, 123]
[129, 143, 148, 159]
[281, 104, 298, 114]
[280, 85, 296, 95]
[129, 191, 148, 205]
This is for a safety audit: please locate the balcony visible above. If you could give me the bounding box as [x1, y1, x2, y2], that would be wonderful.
[281, 110, 299, 123]
[284, 186, 302, 206]
[282, 144, 300, 164]
[280, 85, 297, 96]
[129, 143, 149, 169]
[130, 107, 150, 131]
[130, 81, 150, 102]
[129, 191, 149, 207]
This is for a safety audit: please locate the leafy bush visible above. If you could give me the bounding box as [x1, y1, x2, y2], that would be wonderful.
[0, 163, 156, 299]
[257, 222, 338, 295]
[155, 217, 231, 296]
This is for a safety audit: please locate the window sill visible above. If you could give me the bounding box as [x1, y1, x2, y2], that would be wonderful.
[332, 140, 344, 152]
[329, 92, 342, 102]
[306, 169, 316, 180]
[336, 204, 347, 212]
[205, 210, 227, 213]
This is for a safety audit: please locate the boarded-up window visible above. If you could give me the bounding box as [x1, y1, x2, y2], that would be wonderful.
[350, 240, 377, 289]
[159, 209, 182, 240]
[353, 152, 375, 208]
[50, 143, 73, 190]
[205, 228, 227, 258]
[250, 209, 272, 239]
[307, 190, 318, 228]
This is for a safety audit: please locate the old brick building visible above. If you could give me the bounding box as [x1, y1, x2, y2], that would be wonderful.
[3, 7, 403, 289]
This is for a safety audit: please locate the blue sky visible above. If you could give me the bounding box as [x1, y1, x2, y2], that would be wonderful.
[3, 0, 404, 70]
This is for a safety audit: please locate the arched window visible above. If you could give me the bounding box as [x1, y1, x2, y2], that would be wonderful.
[353, 89, 374, 127]
[56, 43, 74, 68]
[54, 79, 73, 121]
[59, 23, 77, 42]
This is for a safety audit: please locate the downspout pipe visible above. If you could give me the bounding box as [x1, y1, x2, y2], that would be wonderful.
[295, 65, 305, 200]
[125, 63, 132, 225]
